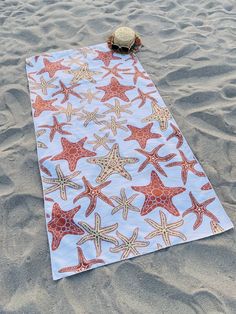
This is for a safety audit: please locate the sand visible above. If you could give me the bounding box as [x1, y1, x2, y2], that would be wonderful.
[0, 0, 236, 313]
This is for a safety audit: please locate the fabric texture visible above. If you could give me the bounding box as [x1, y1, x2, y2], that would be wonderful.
[26, 43, 233, 280]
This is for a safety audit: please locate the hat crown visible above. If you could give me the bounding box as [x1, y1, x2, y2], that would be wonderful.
[113, 27, 136, 47]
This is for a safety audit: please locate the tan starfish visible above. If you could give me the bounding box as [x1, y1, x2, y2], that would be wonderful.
[53, 102, 81, 122]
[37, 142, 47, 149]
[36, 129, 46, 137]
[78, 47, 94, 58]
[78, 213, 118, 257]
[65, 63, 101, 84]
[42, 164, 82, 200]
[103, 99, 132, 118]
[80, 88, 101, 104]
[210, 220, 224, 234]
[65, 55, 84, 67]
[110, 228, 149, 259]
[111, 188, 140, 220]
[145, 211, 187, 247]
[36, 129, 47, 149]
[99, 116, 128, 136]
[87, 143, 139, 183]
[30, 75, 57, 95]
[87, 133, 115, 151]
[77, 108, 105, 127]
[142, 100, 171, 131]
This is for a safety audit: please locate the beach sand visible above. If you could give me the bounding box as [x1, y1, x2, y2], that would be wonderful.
[0, 0, 236, 313]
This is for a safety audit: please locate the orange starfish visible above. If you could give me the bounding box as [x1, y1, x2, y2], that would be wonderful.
[101, 63, 131, 79]
[132, 170, 186, 216]
[182, 192, 218, 230]
[51, 137, 96, 172]
[52, 80, 81, 104]
[124, 123, 161, 149]
[39, 116, 72, 142]
[201, 182, 212, 191]
[58, 246, 104, 274]
[48, 202, 84, 250]
[73, 176, 113, 217]
[97, 77, 135, 102]
[166, 150, 205, 185]
[38, 58, 70, 78]
[32, 95, 57, 117]
[125, 65, 149, 85]
[94, 50, 122, 66]
[136, 144, 176, 176]
[132, 88, 156, 108]
[166, 123, 183, 149]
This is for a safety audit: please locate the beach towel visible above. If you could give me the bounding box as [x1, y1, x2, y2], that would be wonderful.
[26, 43, 233, 280]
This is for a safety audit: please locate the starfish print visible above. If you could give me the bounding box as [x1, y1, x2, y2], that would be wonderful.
[80, 88, 101, 104]
[48, 202, 84, 250]
[101, 63, 131, 79]
[38, 58, 70, 78]
[124, 123, 161, 149]
[36, 129, 46, 137]
[132, 88, 156, 108]
[210, 220, 224, 234]
[27, 71, 37, 82]
[58, 246, 104, 274]
[111, 188, 140, 220]
[37, 141, 47, 149]
[51, 137, 96, 172]
[87, 133, 115, 151]
[103, 99, 132, 118]
[166, 150, 205, 185]
[94, 50, 122, 67]
[132, 170, 186, 216]
[77, 108, 105, 127]
[97, 77, 135, 102]
[52, 80, 81, 104]
[78, 47, 94, 58]
[166, 123, 183, 149]
[87, 143, 138, 183]
[34, 53, 51, 63]
[136, 144, 176, 176]
[99, 116, 128, 136]
[36, 129, 47, 149]
[65, 55, 84, 67]
[73, 176, 113, 217]
[125, 53, 138, 66]
[125, 65, 149, 85]
[142, 100, 171, 131]
[145, 211, 187, 247]
[53, 102, 81, 122]
[39, 155, 52, 176]
[65, 63, 101, 84]
[43, 164, 82, 200]
[201, 182, 212, 191]
[30, 75, 57, 95]
[39, 116, 72, 142]
[110, 228, 149, 259]
[26, 60, 34, 68]
[32, 95, 57, 117]
[182, 192, 218, 230]
[78, 213, 118, 257]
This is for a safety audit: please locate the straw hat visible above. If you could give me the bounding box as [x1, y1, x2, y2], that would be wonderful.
[113, 27, 136, 48]
[107, 27, 142, 54]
